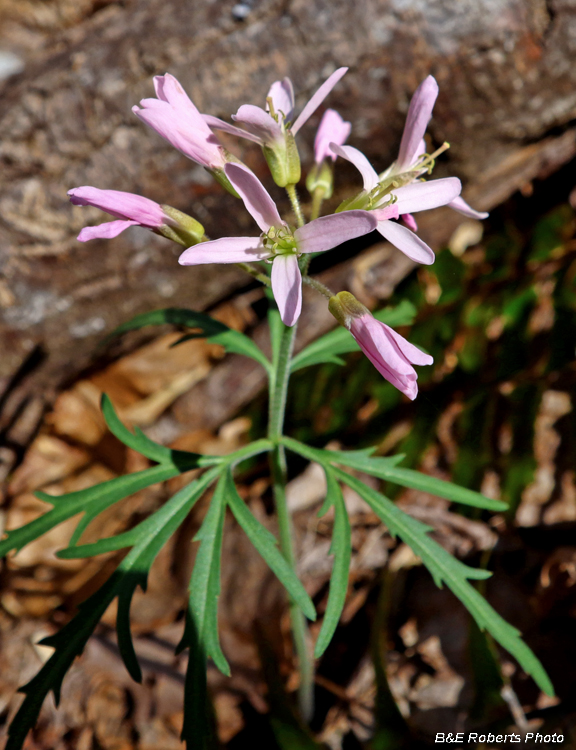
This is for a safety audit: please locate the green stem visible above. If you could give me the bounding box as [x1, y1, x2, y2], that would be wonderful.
[286, 184, 305, 228]
[302, 275, 333, 299]
[310, 186, 324, 222]
[235, 261, 271, 287]
[267, 314, 314, 720]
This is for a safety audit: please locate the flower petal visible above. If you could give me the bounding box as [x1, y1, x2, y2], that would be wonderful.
[449, 196, 489, 220]
[77, 220, 138, 242]
[224, 163, 283, 232]
[153, 74, 198, 114]
[314, 109, 351, 163]
[329, 144, 379, 191]
[267, 78, 295, 121]
[178, 236, 269, 264]
[68, 187, 164, 227]
[396, 75, 439, 171]
[384, 326, 433, 366]
[203, 114, 263, 144]
[350, 316, 421, 399]
[373, 204, 400, 222]
[133, 102, 225, 168]
[232, 105, 283, 143]
[271, 254, 302, 326]
[295, 210, 377, 254]
[392, 177, 461, 214]
[292, 67, 348, 134]
[402, 213, 418, 232]
[376, 219, 435, 264]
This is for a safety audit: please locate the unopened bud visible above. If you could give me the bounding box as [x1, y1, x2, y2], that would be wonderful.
[306, 160, 334, 200]
[328, 291, 370, 329]
[158, 205, 205, 246]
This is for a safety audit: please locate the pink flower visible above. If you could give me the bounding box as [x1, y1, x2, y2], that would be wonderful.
[329, 291, 433, 400]
[68, 187, 165, 241]
[330, 143, 461, 264]
[205, 68, 348, 147]
[179, 163, 377, 327]
[392, 75, 488, 220]
[132, 74, 227, 170]
[314, 109, 351, 164]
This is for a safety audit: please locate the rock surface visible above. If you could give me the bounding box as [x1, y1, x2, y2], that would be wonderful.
[1, 0, 576, 391]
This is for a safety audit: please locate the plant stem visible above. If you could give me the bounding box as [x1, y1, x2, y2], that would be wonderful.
[302, 275, 333, 299]
[267, 313, 314, 720]
[286, 184, 305, 227]
[310, 187, 324, 222]
[235, 261, 271, 287]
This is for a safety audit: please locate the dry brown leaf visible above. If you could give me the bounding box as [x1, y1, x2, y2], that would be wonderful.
[517, 390, 572, 526]
[8, 435, 91, 495]
[48, 380, 106, 446]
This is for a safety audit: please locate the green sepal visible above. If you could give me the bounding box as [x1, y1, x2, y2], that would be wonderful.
[335, 189, 371, 213]
[207, 165, 240, 198]
[262, 130, 301, 188]
[158, 205, 205, 247]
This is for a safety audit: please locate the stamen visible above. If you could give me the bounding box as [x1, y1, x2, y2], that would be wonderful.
[417, 141, 450, 173]
[266, 96, 278, 122]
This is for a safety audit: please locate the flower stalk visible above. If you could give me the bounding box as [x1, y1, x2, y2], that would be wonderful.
[267, 308, 314, 719]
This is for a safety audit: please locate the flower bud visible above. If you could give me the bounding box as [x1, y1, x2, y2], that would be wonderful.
[306, 160, 334, 200]
[329, 291, 432, 400]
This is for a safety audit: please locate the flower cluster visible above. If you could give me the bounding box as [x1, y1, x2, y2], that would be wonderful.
[69, 69, 487, 399]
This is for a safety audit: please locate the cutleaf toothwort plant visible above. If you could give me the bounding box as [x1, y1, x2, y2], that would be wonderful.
[2, 69, 552, 748]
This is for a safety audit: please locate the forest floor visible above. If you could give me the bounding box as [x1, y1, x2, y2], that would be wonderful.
[1, 163, 576, 749]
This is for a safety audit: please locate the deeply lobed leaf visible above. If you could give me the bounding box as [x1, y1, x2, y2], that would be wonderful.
[280, 436, 506, 511]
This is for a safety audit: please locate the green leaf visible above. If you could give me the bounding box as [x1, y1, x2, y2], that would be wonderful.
[101, 394, 220, 469]
[290, 300, 417, 372]
[280, 436, 506, 511]
[4, 464, 215, 750]
[57, 466, 221, 559]
[188, 471, 229, 675]
[372, 465, 508, 511]
[107, 307, 271, 373]
[224, 470, 316, 622]
[0, 464, 178, 559]
[178, 611, 218, 750]
[330, 466, 554, 697]
[314, 468, 351, 658]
